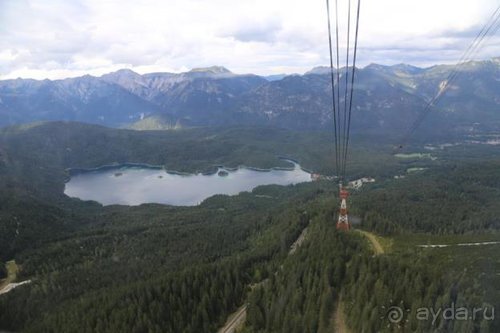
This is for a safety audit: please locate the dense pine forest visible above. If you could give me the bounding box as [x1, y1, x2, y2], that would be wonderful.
[0, 122, 499, 332]
[243, 199, 497, 333]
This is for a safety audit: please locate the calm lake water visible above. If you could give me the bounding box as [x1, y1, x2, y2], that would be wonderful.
[64, 162, 311, 206]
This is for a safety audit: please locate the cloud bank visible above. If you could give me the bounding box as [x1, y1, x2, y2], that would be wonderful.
[0, 0, 498, 79]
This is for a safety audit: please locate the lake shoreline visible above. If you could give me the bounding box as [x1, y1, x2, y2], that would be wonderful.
[66, 157, 310, 179]
[64, 158, 312, 206]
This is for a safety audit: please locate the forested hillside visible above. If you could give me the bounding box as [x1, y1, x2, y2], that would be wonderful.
[242, 196, 497, 333]
[0, 182, 322, 332]
[0, 122, 499, 332]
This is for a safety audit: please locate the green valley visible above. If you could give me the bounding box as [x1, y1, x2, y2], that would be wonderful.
[0, 122, 498, 332]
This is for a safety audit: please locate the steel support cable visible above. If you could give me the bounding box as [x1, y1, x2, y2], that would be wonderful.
[341, 0, 351, 180]
[440, 9, 500, 92]
[402, 25, 500, 143]
[402, 9, 500, 145]
[443, 5, 500, 84]
[404, 11, 500, 142]
[334, 0, 343, 182]
[400, 5, 500, 145]
[425, 8, 500, 112]
[342, 0, 361, 178]
[326, 0, 341, 177]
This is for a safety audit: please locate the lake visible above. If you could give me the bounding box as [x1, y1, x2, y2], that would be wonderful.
[64, 161, 312, 206]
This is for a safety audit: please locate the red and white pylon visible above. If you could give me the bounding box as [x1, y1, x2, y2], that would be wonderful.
[336, 185, 350, 231]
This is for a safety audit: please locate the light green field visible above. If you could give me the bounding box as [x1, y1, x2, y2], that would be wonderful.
[406, 167, 428, 173]
[395, 153, 433, 159]
[0, 260, 18, 290]
[355, 229, 392, 254]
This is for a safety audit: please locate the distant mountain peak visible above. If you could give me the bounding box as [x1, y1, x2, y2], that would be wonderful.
[365, 63, 387, 70]
[364, 63, 423, 75]
[101, 68, 141, 79]
[188, 66, 232, 74]
[390, 63, 423, 74]
[391, 63, 421, 70]
[114, 68, 139, 74]
[305, 66, 331, 75]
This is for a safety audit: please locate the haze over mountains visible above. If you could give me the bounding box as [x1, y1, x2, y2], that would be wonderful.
[0, 58, 499, 134]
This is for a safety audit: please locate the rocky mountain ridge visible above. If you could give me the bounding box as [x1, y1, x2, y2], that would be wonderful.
[0, 59, 498, 134]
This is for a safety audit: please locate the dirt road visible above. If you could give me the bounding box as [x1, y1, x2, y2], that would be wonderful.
[332, 300, 352, 333]
[218, 304, 247, 333]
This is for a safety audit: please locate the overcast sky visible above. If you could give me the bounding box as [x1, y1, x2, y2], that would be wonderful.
[0, 0, 499, 80]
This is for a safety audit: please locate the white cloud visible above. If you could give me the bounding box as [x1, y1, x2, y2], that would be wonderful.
[0, 0, 498, 79]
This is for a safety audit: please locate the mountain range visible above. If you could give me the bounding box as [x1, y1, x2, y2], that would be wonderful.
[1, 59, 499, 134]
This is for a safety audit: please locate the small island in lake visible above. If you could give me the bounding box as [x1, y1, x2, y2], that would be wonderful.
[217, 170, 229, 177]
[114, 172, 123, 177]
